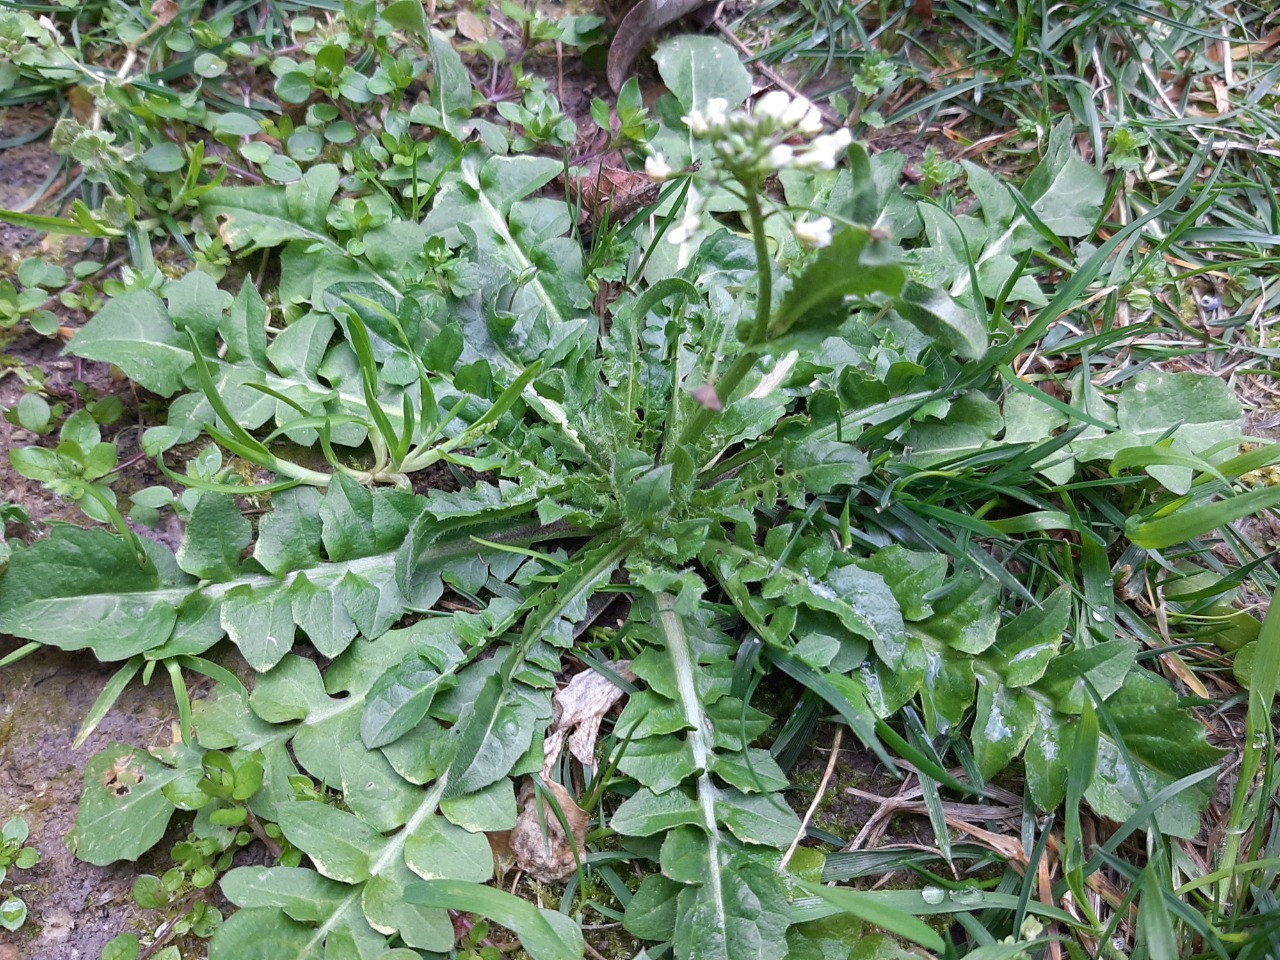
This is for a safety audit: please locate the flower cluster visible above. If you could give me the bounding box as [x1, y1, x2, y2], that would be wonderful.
[680, 91, 852, 180]
[648, 90, 854, 249]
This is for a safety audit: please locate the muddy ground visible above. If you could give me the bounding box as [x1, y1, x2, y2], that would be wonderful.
[0, 653, 190, 960]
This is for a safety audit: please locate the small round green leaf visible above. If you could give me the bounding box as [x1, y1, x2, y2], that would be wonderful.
[143, 143, 185, 173]
[286, 130, 324, 163]
[14, 393, 51, 433]
[275, 71, 313, 104]
[262, 154, 303, 183]
[239, 141, 273, 164]
[214, 112, 261, 137]
[323, 120, 356, 144]
[194, 53, 227, 78]
[0, 897, 26, 931]
[102, 933, 141, 960]
[133, 874, 169, 909]
[141, 425, 181, 456]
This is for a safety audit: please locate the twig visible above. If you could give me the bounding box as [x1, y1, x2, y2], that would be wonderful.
[781, 726, 842, 870]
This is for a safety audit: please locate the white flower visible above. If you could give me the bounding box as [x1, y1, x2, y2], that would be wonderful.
[667, 211, 702, 245]
[797, 102, 824, 136]
[682, 108, 708, 135]
[782, 95, 813, 126]
[755, 90, 792, 120]
[794, 216, 833, 249]
[703, 98, 729, 130]
[797, 128, 853, 170]
[645, 153, 674, 182]
[768, 144, 794, 169]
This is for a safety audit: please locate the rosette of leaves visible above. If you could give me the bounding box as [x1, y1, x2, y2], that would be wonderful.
[0, 83, 1240, 960]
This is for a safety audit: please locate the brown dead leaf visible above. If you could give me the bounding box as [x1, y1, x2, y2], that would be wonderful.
[564, 167, 659, 232]
[1206, 76, 1229, 115]
[507, 778, 589, 883]
[542, 661, 636, 776]
[68, 86, 96, 124]
[150, 0, 180, 26]
[456, 9, 491, 42]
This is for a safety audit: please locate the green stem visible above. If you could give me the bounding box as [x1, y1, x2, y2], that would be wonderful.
[678, 187, 773, 455]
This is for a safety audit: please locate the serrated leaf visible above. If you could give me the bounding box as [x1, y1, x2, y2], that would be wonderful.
[772, 228, 905, 341]
[254, 487, 325, 576]
[361, 859, 454, 950]
[202, 165, 341, 252]
[989, 588, 1069, 686]
[221, 582, 297, 672]
[617, 736, 699, 794]
[675, 856, 792, 960]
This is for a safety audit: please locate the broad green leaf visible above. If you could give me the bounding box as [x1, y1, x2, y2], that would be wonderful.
[406, 880, 584, 960]
[361, 859, 454, 950]
[70, 744, 183, 865]
[274, 802, 385, 884]
[1074, 371, 1242, 494]
[210, 906, 367, 960]
[403, 815, 494, 883]
[795, 879, 945, 953]
[771, 228, 904, 342]
[439, 777, 517, 832]
[766, 562, 905, 669]
[972, 683, 1036, 779]
[177, 493, 252, 581]
[854, 547, 947, 622]
[254, 487, 325, 576]
[912, 570, 1000, 655]
[1021, 120, 1106, 237]
[67, 291, 191, 396]
[361, 653, 458, 749]
[893, 281, 987, 361]
[221, 582, 297, 672]
[0, 529, 182, 658]
[675, 856, 792, 960]
[1084, 670, 1225, 838]
[220, 866, 352, 923]
[903, 391, 1003, 467]
[203, 165, 341, 252]
[617, 736, 699, 794]
[989, 588, 1069, 686]
[612, 787, 703, 836]
[653, 35, 751, 112]
[381, 0, 429, 39]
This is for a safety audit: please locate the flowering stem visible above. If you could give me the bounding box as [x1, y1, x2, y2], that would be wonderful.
[679, 185, 772, 453]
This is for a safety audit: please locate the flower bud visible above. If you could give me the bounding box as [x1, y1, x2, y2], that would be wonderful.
[755, 90, 792, 121]
[794, 216, 833, 249]
[645, 153, 674, 182]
